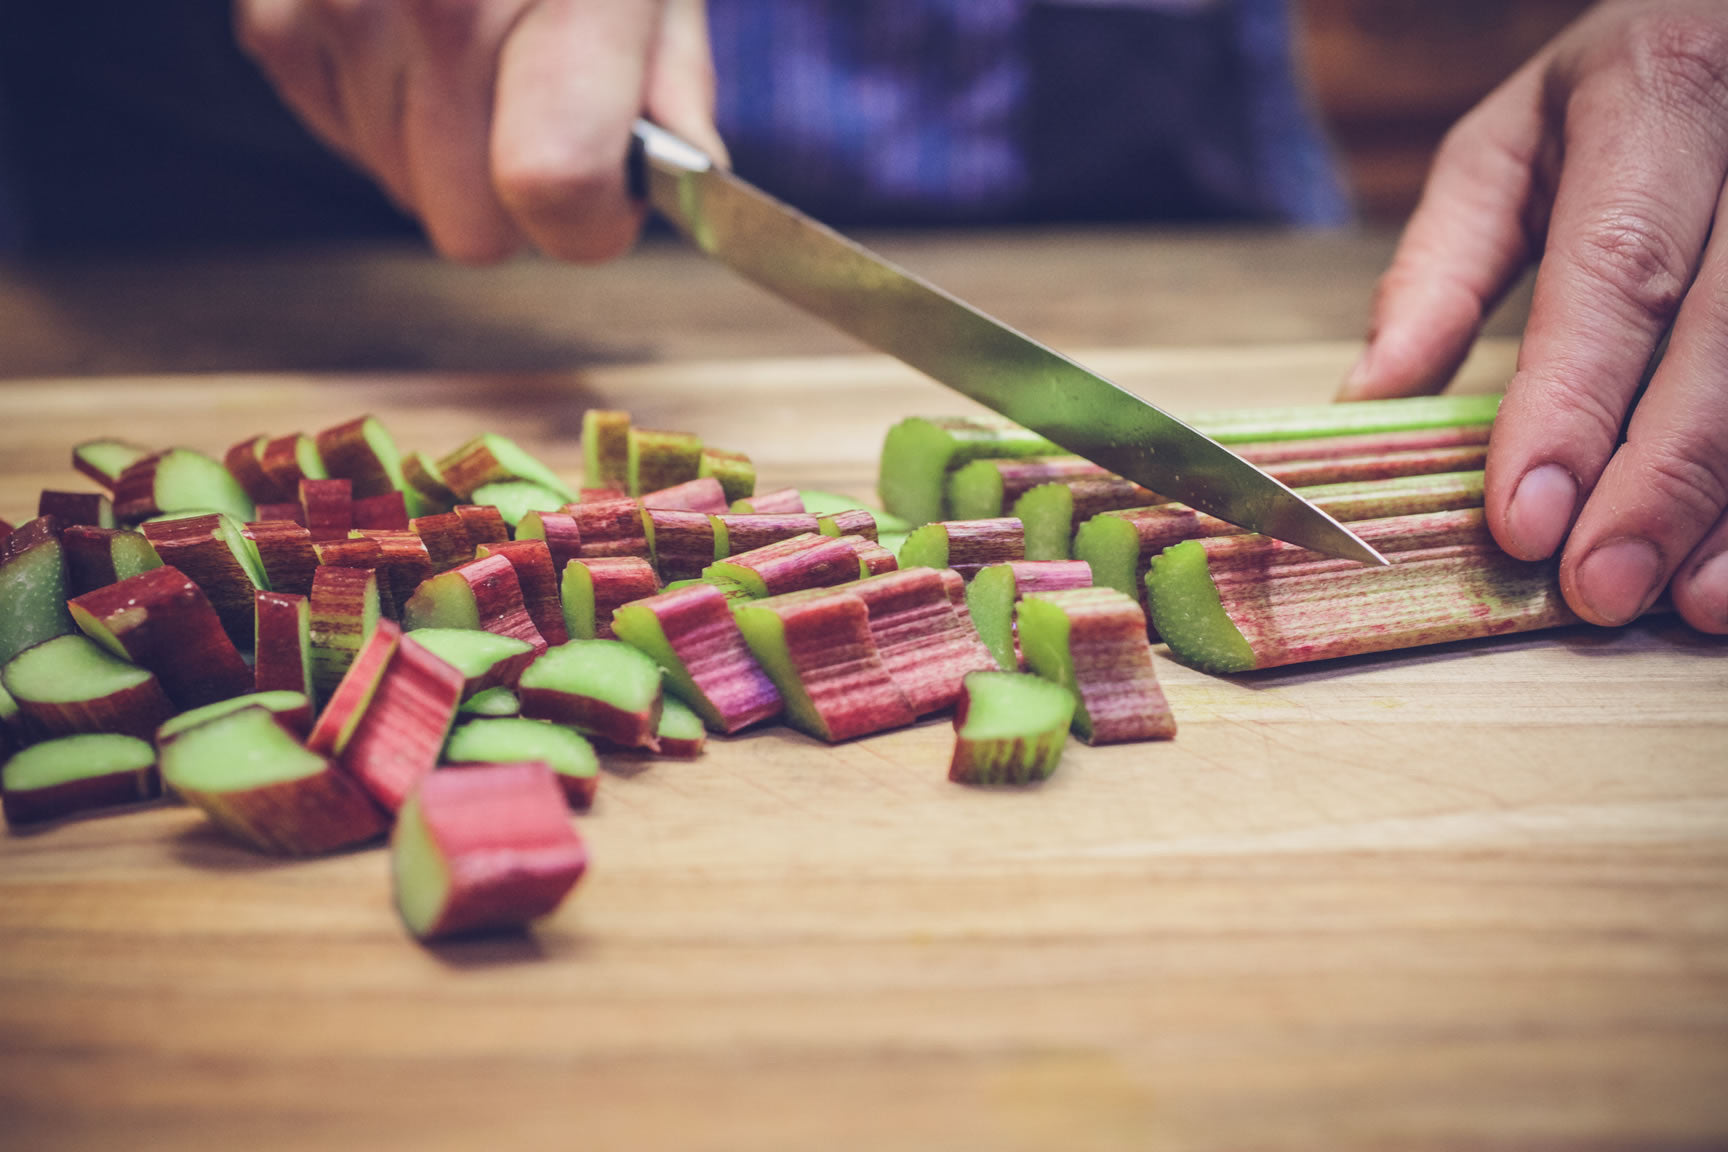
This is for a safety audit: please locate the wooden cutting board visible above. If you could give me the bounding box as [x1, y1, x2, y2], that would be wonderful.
[2, 341, 1725, 1152]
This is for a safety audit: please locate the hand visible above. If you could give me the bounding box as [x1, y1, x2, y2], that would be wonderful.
[1340, 0, 1728, 634]
[233, 0, 726, 263]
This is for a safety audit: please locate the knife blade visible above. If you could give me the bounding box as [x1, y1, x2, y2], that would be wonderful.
[631, 120, 1387, 566]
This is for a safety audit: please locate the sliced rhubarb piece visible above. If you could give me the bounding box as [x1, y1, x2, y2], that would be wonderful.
[224, 434, 281, 503]
[878, 415, 1061, 527]
[513, 510, 583, 572]
[517, 639, 664, 750]
[849, 567, 996, 716]
[161, 705, 386, 855]
[0, 531, 76, 665]
[966, 560, 1094, 670]
[568, 497, 649, 560]
[697, 448, 755, 504]
[444, 716, 600, 809]
[949, 670, 1076, 786]
[156, 690, 314, 747]
[402, 553, 548, 652]
[1188, 392, 1501, 444]
[70, 566, 251, 709]
[3, 514, 61, 563]
[305, 618, 401, 756]
[733, 589, 914, 742]
[253, 590, 314, 697]
[113, 447, 254, 525]
[1018, 586, 1176, 745]
[459, 686, 520, 717]
[898, 517, 1025, 579]
[316, 414, 418, 506]
[391, 761, 587, 941]
[713, 513, 823, 557]
[1147, 508, 1579, 673]
[2, 633, 175, 741]
[561, 555, 661, 641]
[704, 532, 862, 597]
[1075, 470, 1488, 606]
[476, 539, 568, 645]
[402, 451, 460, 515]
[410, 510, 476, 573]
[308, 565, 382, 701]
[299, 476, 354, 542]
[645, 508, 718, 582]
[611, 582, 782, 733]
[243, 519, 318, 596]
[844, 534, 899, 577]
[801, 490, 912, 534]
[352, 529, 436, 617]
[814, 508, 878, 542]
[1011, 476, 1166, 561]
[654, 696, 706, 758]
[141, 512, 269, 646]
[72, 438, 152, 490]
[455, 504, 511, 550]
[627, 427, 703, 497]
[259, 432, 329, 496]
[352, 489, 410, 531]
[38, 490, 115, 528]
[438, 433, 576, 504]
[640, 476, 729, 513]
[728, 487, 805, 515]
[582, 409, 632, 491]
[408, 627, 537, 699]
[341, 631, 467, 811]
[471, 479, 568, 526]
[61, 525, 163, 596]
[3, 732, 160, 827]
[947, 456, 1133, 521]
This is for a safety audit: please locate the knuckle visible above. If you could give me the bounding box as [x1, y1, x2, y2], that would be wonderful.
[1637, 441, 1728, 528]
[234, 2, 303, 60]
[1569, 208, 1694, 325]
[1616, 9, 1728, 121]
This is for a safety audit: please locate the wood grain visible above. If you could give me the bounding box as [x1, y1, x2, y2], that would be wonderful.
[2, 337, 1726, 1151]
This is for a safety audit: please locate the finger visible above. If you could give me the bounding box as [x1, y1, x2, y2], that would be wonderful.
[1486, 15, 1728, 566]
[643, 0, 728, 167]
[306, 0, 415, 211]
[234, 0, 355, 158]
[1671, 513, 1728, 635]
[399, 0, 530, 264]
[1339, 60, 1549, 402]
[1559, 200, 1728, 628]
[491, 0, 664, 263]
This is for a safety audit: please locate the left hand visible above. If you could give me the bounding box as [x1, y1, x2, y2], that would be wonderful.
[1339, 0, 1728, 635]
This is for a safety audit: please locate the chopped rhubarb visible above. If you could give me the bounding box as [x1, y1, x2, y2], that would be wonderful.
[728, 487, 805, 515]
[140, 512, 268, 646]
[61, 525, 162, 596]
[438, 433, 576, 504]
[242, 519, 319, 596]
[37, 490, 114, 528]
[814, 508, 878, 542]
[517, 639, 665, 751]
[697, 448, 756, 504]
[253, 590, 314, 697]
[2, 633, 175, 741]
[654, 697, 707, 758]
[72, 438, 152, 490]
[0, 531, 77, 664]
[581, 409, 632, 491]
[340, 631, 467, 811]
[351, 529, 436, 617]
[225, 434, 282, 503]
[391, 761, 587, 941]
[470, 480, 567, 526]
[965, 560, 1094, 670]
[627, 427, 703, 497]
[113, 447, 254, 525]
[459, 686, 521, 717]
[306, 618, 401, 756]
[408, 627, 537, 699]
[947, 456, 1138, 521]
[1017, 586, 1176, 745]
[410, 510, 477, 573]
[299, 476, 354, 542]
[640, 476, 729, 513]
[454, 504, 511, 550]
[161, 705, 386, 855]
[704, 532, 862, 597]
[1147, 507, 1580, 674]
[948, 671, 1076, 786]
[476, 539, 569, 645]
[308, 565, 382, 700]
[402, 451, 460, 515]
[70, 566, 252, 710]
[3, 732, 160, 827]
[316, 415, 416, 504]
[713, 513, 823, 557]
[733, 589, 914, 742]
[567, 497, 649, 560]
[402, 553, 548, 652]
[645, 508, 718, 582]
[611, 582, 782, 733]
[444, 717, 600, 809]
[561, 555, 661, 641]
[352, 489, 410, 532]
[878, 415, 1060, 527]
[156, 690, 314, 747]
[259, 432, 329, 497]
[514, 510, 585, 572]
[848, 567, 996, 716]
[898, 518, 1025, 579]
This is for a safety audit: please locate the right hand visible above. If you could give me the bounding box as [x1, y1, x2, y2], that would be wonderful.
[233, 0, 726, 264]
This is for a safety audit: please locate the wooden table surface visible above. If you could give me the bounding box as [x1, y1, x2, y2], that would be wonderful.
[1, 231, 1724, 1151]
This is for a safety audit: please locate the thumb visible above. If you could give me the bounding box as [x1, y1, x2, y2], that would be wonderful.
[1340, 62, 1547, 400]
[645, 0, 729, 168]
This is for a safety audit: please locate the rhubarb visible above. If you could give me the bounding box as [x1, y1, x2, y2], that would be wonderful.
[308, 565, 382, 700]
[243, 519, 319, 596]
[259, 432, 329, 497]
[848, 567, 996, 716]
[156, 690, 315, 747]
[1147, 507, 1579, 674]
[459, 687, 520, 717]
[408, 627, 537, 699]
[299, 476, 354, 542]
[61, 525, 162, 596]
[72, 438, 152, 490]
[476, 539, 569, 645]
[641, 476, 729, 514]
[561, 555, 661, 641]
[2, 633, 175, 741]
[140, 512, 269, 646]
[253, 590, 314, 697]
[627, 427, 703, 497]
[965, 560, 1095, 670]
[471, 480, 568, 526]
[898, 518, 1025, 579]
[517, 639, 665, 750]
[645, 508, 718, 582]
[697, 448, 756, 504]
[611, 581, 783, 733]
[581, 409, 632, 491]
[704, 532, 863, 597]
[391, 761, 587, 941]
[653, 696, 706, 758]
[948, 671, 1076, 786]
[0, 528, 77, 664]
[729, 488, 805, 515]
[161, 705, 386, 855]
[514, 510, 585, 572]
[444, 716, 600, 809]
[712, 512, 823, 557]
[3, 732, 160, 827]
[316, 414, 418, 507]
[437, 433, 575, 505]
[70, 566, 251, 710]
[37, 490, 114, 528]
[114, 447, 254, 525]
[1017, 586, 1176, 744]
[878, 415, 1060, 527]
[402, 553, 548, 652]
[567, 498, 648, 560]
[306, 617, 401, 757]
[340, 631, 467, 811]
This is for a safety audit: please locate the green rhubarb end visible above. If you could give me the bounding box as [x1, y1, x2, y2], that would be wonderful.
[946, 459, 1009, 520]
[610, 601, 723, 730]
[731, 604, 826, 740]
[459, 686, 521, 717]
[3, 732, 155, 793]
[964, 564, 1020, 670]
[392, 793, 449, 940]
[895, 523, 950, 571]
[1012, 483, 1074, 561]
[950, 670, 1076, 786]
[445, 716, 598, 782]
[1072, 513, 1142, 603]
[1144, 540, 1258, 674]
[470, 480, 568, 527]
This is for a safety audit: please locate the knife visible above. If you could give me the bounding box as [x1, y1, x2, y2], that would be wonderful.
[631, 120, 1387, 566]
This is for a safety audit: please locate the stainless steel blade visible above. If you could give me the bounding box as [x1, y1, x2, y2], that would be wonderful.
[633, 121, 1387, 566]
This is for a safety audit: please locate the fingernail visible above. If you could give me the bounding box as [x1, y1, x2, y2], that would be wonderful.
[1576, 537, 1664, 625]
[1505, 464, 1577, 559]
[1685, 551, 1728, 629]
